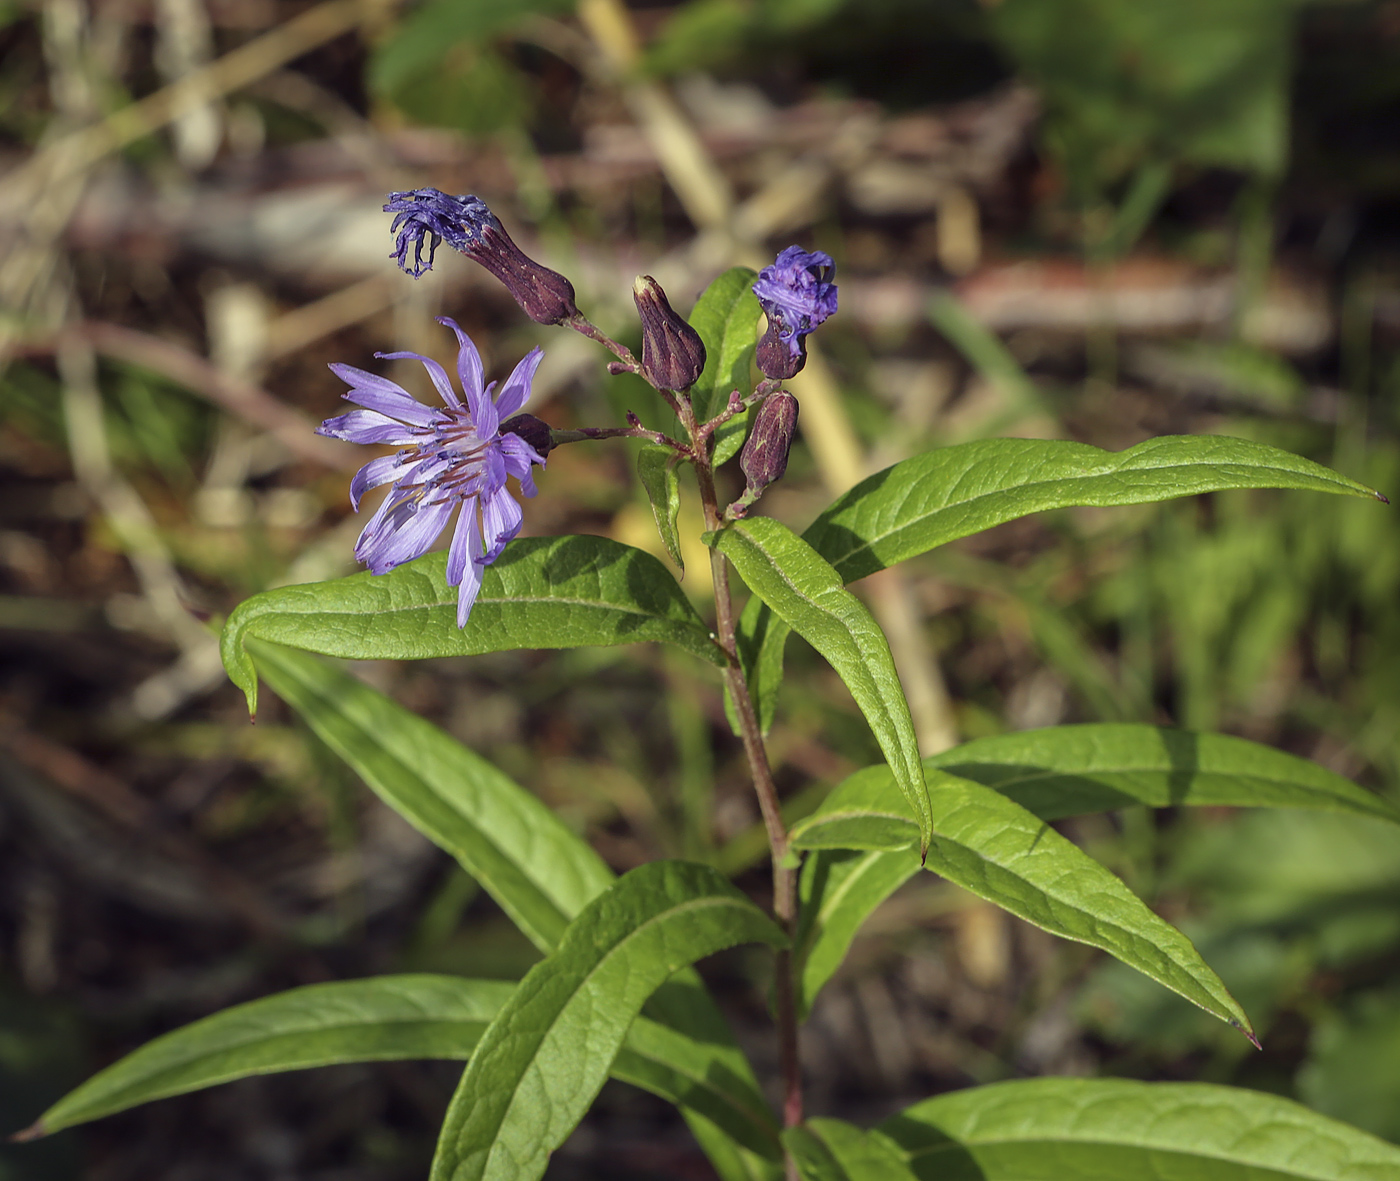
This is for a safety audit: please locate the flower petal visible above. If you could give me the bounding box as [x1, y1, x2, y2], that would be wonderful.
[446, 496, 478, 587]
[499, 434, 543, 497]
[494, 346, 543, 420]
[349, 452, 412, 511]
[356, 494, 455, 574]
[455, 553, 485, 628]
[317, 409, 419, 446]
[437, 318, 487, 423]
[374, 350, 460, 410]
[329, 364, 438, 427]
[479, 485, 523, 564]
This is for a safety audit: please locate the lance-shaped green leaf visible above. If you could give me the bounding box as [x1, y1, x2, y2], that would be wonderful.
[793, 850, 919, 1020]
[222, 536, 724, 715]
[878, 1078, 1400, 1180]
[26, 976, 513, 1138]
[784, 1120, 917, 1181]
[792, 767, 1253, 1037]
[25, 974, 780, 1165]
[927, 723, 1400, 824]
[710, 517, 930, 853]
[431, 860, 787, 1181]
[250, 637, 613, 952]
[247, 640, 778, 1178]
[787, 726, 1396, 1019]
[739, 435, 1387, 731]
[638, 445, 685, 570]
[689, 266, 761, 464]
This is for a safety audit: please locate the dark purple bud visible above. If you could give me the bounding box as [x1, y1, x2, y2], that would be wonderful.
[501, 413, 554, 457]
[755, 317, 807, 380]
[740, 391, 798, 495]
[633, 275, 707, 392]
[384, 189, 579, 326]
[751, 246, 837, 380]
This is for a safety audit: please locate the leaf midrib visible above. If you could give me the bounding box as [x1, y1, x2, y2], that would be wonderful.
[907, 1133, 1351, 1179]
[478, 893, 770, 1176]
[816, 453, 1358, 577]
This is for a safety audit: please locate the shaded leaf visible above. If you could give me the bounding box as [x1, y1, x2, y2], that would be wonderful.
[31, 976, 512, 1137]
[246, 642, 777, 1178]
[739, 435, 1385, 729]
[791, 767, 1252, 1036]
[879, 1078, 1400, 1180]
[689, 266, 760, 464]
[784, 1119, 917, 1181]
[430, 861, 787, 1181]
[638, 445, 685, 571]
[793, 850, 918, 1020]
[928, 723, 1400, 824]
[710, 518, 930, 853]
[222, 536, 724, 715]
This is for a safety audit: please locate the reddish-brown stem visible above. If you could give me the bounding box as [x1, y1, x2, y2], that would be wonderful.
[679, 397, 803, 1138]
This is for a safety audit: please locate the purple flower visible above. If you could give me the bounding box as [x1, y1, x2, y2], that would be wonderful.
[384, 189, 579, 325]
[316, 318, 547, 627]
[751, 246, 838, 379]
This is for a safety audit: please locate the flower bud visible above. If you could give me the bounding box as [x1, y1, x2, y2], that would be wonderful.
[751, 246, 837, 380]
[384, 189, 579, 326]
[756, 317, 806, 380]
[633, 275, 707, 392]
[500, 413, 554, 458]
[740, 391, 798, 496]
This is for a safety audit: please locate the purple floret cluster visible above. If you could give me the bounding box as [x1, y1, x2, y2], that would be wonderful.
[316, 318, 546, 626]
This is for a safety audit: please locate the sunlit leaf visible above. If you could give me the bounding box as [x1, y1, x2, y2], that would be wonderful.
[791, 767, 1252, 1036]
[880, 1078, 1400, 1180]
[638, 445, 685, 570]
[784, 1119, 917, 1181]
[689, 266, 760, 464]
[430, 861, 786, 1181]
[710, 517, 930, 854]
[222, 537, 724, 715]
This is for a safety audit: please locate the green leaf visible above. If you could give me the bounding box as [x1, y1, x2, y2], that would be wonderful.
[688, 266, 761, 464]
[638, 445, 685, 571]
[30, 976, 512, 1137]
[740, 434, 1385, 740]
[250, 638, 613, 953]
[928, 723, 1400, 824]
[613, 1017, 782, 1164]
[791, 767, 1253, 1037]
[793, 850, 918, 1020]
[430, 860, 787, 1181]
[809, 435, 1383, 586]
[29, 973, 779, 1165]
[710, 517, 930, 854]
[244, 643, 778, 1179]
[784, 1120, 917, 1181]
[879, 1077, 1400, 1180]
[222, 536, 723, 715]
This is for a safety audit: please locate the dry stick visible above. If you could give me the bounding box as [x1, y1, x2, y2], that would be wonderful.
[0, 0, 369, 209]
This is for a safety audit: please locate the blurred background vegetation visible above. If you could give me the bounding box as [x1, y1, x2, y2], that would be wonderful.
[1, 0, 1399, 1176]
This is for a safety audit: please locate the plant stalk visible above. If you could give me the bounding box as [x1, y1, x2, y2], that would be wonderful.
[681, 397, 804, 1144]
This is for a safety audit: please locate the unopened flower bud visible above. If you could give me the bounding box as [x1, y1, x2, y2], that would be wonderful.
[752, 246, 837, 380]
[384, 189, 579, 326]
[740, 391, 798, 495]
[756, 317, 806, 380]
[633, 275, 707, 392]
[500, 413, 554, 458]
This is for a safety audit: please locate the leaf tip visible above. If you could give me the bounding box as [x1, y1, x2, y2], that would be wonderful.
[1375, 490, 1390, 505]
[10, 1120, 45, 1143]
[1232, 1019, 1262, 1050]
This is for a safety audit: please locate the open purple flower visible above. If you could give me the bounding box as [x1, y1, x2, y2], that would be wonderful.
[751, 246, 838, 379]
[316, 318, 547, 627]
